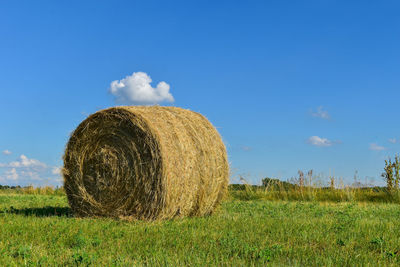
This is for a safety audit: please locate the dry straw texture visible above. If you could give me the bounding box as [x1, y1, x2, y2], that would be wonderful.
[63, 106, 229, 220]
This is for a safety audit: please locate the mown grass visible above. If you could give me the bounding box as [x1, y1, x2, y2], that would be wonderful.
[1, 190, 400, 266]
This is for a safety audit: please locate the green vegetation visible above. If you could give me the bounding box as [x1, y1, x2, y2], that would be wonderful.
[0, 185, 64, 196]
[382, 155, 400, 192]
[229, 183, 400, 203]
[1, 190, 400, 266]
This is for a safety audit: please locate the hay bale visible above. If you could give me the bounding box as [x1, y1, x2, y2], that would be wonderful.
[63, 106, 229, 220]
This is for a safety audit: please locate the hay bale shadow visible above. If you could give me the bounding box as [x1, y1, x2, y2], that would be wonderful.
[1, 206, 72, 217]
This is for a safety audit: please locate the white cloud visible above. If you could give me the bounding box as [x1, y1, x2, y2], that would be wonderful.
[5, 168, 18, 180]
[369, 143, 386, 151]
[7, 155, 47, 169]
[2, 150, 12, 155]
[52, 166, 62, 175]
[311, 106, 330, 120]
[19, 170, 43, 181]
[110, 72, 174, 104]
[0, 154, 62, 186]
[388, 138, 397, 144]
[307, 136, 333, 147]
[0, 155, 47, 184]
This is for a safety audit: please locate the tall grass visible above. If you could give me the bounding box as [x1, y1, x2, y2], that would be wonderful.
[0, 186, 64, 196]
[229, 183, 400, 203]
[231, 164, 400, 203]
[2, 183, 399, 204]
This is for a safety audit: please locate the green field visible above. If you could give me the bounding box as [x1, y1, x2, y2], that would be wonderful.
[1, 192, 400, 266]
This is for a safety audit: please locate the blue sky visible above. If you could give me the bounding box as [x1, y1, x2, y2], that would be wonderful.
[1, 0, 399, 186]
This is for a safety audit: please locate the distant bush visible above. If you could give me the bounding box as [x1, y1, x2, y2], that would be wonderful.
[0, 185, 22, 190]
[261, 177, 297, 191]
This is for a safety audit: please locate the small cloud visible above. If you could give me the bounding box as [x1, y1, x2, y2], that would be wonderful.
[311, 106, 330, 120]
[2, 150, 12, 155]
[307, 136, 333, 147]
[8, 155, 47, 169]
[241, 146, 252, 151]
[369, 143, 386, 151]
[5, 168, 18, 180]
[52, 166, 62, 175]
[19, 170, 43, 181]
[388, 138, 397, 144]
[110, 72, 174, 105]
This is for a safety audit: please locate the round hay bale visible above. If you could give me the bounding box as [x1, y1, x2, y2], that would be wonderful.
[63, 106, 229, 220]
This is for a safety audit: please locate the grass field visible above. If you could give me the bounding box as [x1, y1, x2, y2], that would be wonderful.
[1, 191, 400, 266]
